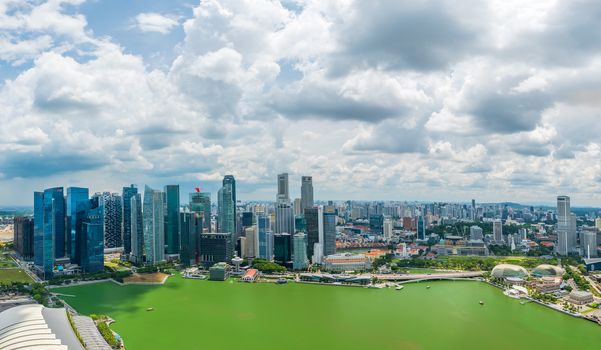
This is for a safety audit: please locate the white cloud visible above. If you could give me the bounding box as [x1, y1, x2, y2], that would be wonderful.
[134, 12, 179, 34]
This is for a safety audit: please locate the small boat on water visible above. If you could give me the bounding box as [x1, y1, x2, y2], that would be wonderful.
[479, 301, 484, 305]
[276, 279, 288, 284]
[396, 286, 404, 291]
[520, 301, 527, 305]
[426, 286, 431, 289]
[146, 307, 154, 311]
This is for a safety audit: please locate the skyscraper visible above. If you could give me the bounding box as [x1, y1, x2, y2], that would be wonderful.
[33, 188, 65, 279]
[557, 195, 573, 255]
[180, 212, 202, 266]
[81, 202, 104, 273]
[277, 173, 289, 202]
[67, 187, 89, 260]
[243, 225, 257, 258]
[493, 219, 503, 244]
[304, 207, 319, 259]
[143, 186, 165, 265]
[470, 225, 483, 240]
[122, 185, 138, 255]
[322, 207, 336, 256]
[300, 176, 314, 214]
[293, 232, 308, 270]
[33, 192, 45, 273]
[13, 216, 34, 260]
[130, 193, 143, 263]
[275, 201, 295, 235]
[164, 185, 180, 255]
[218, 175, 236, 238]
[417, 215, 426, 240]
[274, 233, 291, 263]
[257, 214, 273, 260]
[383, 218, 393, 241]
[583, 230, 598, 258]
[190, 191, 211, 232]
[101, 192, 122, 249]
[199, 232, 233, 268]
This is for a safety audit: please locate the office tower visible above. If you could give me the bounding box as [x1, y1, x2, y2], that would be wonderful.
[300, 176, 314, 214]
[312, 242, 323, 264]
[493, 219, 503, 243]
[295, 215, 306, 232]
[323, 207, 336, 256]
[66, 187, 89, 260]
[143, 186, 165, 265]
[130, 193, 143, 263]
[242, 212, 253, 228]
[257, 214, 273, 260]
[417, 215, 426, 240]
[294, 198, 302, 216]
[583, 230, 598, 258]
[570, 213, 577, 250]
[13, 216, 34, 260]
[33, 192, 45, 272]
[470, 226, 483, 240]
[369, 214, 384, 234]
[199, 232, 233, 268]
[402, 217, 413, 230]
[190, 191, 211, 232]
[81, 202, 104, 273]
[274, 233, 291, 263]
[471, 199, 476, 220]
[304, 207, 319, 259]
[122, 185, 138, 255]
[293, 232, 308, 270]
[277, 173, 289, 202]
[275, 201, 295, 235]
[243, 226, 258, 258]
[180, 212, 202, 267]
[33, 188, 65, 279]
[596, 218, 601, 231]
[101, 192, 122, 249]
[383, 218, 393, 241]
[164, 185, 180, 255]
[557, 195, 571, 255]
[218, 176, 236, 236]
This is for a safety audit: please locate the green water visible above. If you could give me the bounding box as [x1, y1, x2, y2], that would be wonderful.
[55, 276, 601, 350]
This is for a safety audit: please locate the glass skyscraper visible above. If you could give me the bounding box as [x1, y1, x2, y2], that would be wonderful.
[67, 187, 89, 263]
[293, 232, 308, 270]
[218, 180, 235, 236]
[122, 184, 138, 255]
[143, 186, 165, 265]
[190, 191, 211, 232]
[164, 185, 180, 255]
[33, 188, 66, 279]
[257, 214, 273, 260]
[81, 202, 104, 273]
[304, 207, 319, 259]
[323, 208, 337, 256]
[100, 192, 122, 249]
[130, 193, 143, 263]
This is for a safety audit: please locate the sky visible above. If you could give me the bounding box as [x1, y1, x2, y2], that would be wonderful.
[1, 0, 601, 206]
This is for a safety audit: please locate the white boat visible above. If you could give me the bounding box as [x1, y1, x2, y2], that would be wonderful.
[396, 286, 404, 291]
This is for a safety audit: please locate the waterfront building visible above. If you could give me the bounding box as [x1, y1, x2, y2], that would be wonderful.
[100, 192, 122, 249]
[243, 225, 257, 258]
[323, 207, 336, 256]
[531, 264, 565, 278]
[383, 218, 393, 241]
[34, 188, 65, 279]
[199, 232, 233, 268]
[583, 230, 598, 258]
[130, 193, 143, 264]
[293, 232, 309, 270]
[81, 202, 104, 273]
[469, 225, 483, 240]
[164, 185, 180, 255]
[180, 212, 202, 267]
[66, 187, 89, 260]
[209, 262, 231, 281]
[493, 219, 503, 244]
[274, 233, 291, 263]
[322, 253, 371, 272]
[143, 186, 165, 265]
[300, 176, 314, 213]
[121, 185, 138, 255]
[218, 177, 236, 237]
[568, 290, 594, 305]
[13, 216, 34, 260]
[304, 207, 319, 259]
[257, 214, 273, 260]
[241, 268, 259, 282]
[491, 264, 528, 279]
[190, 191, 211, 232]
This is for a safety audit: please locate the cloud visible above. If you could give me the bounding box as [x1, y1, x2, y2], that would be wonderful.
[133, 12, 179, 34]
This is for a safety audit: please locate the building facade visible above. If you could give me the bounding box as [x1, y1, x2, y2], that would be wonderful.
[143, 186, 165, 265]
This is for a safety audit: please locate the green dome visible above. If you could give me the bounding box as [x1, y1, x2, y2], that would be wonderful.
[491, 264, 529, 278]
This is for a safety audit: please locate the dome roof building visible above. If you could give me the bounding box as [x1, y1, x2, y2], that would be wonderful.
[491, 264, 529, 279]
[531, 264, 565, 277]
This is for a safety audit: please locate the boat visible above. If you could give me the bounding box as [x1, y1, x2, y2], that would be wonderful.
[146, 307, 154, 311]
[520, 301, 527, 305]
[426, 286, 431, 289]
[479, 301, 484, 305]
[396, 286, 404, 291]
[276, 278, 288, 285]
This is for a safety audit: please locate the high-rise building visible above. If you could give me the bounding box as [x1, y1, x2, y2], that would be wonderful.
[323, 207, 336, 256]
[293, 232, 308, 270]
[596, 218, 601, 231]
[470, 225, 483, 240]
[493, 219, 503, 243]
[277, 173, 289, 202]
[33, 188, 66, 279]
[274, 233, 291, 263]
[100, 192, 122, 249]
[556, 196, 574, 255]
[294, 215, 306, 232]
[304, 207, 319, 259]
[583, 230, 598, 258]
[218, 176, 236, 238]
[143, 186, 165, 265]
[67, 187, 89, 260]
[13, 216, 34, 260]
[130, 193, 143, 264]
[417, 215, 426, 240]
[300, 176, 314, 214]
[164, 185, 180, 255]
[190, 191, 211, 232]
[81, 202, 104, 273]
[383, 218, 393, 241]
[199, 232, 233, 268]
[257, 214, 273, 260]
[275, 201, 295, 235]
[243, 225, 257, 258]
[294, 198, 302, 216]
[122, 185, 138, 255]
[242, 212, 253, 228]
[180, 212, 202, 266]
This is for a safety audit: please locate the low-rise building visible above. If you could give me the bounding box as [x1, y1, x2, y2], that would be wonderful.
[241, 268, 259, 282]
[322, 253, 371, 272]
[530, 277, 562, 293]
[209, 262, 231, 281]
[568, 290, 594, 305]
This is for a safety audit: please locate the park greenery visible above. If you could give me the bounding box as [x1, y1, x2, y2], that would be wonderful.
[393, 255, 555, 272]
[251, 259, 286, 273]
[91, 315, 120, 349]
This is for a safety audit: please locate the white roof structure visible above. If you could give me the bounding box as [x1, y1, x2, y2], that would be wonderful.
[0, 304, 84, 350]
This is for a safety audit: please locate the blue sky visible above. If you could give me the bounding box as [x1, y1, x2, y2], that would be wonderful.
[1, 0, 601, 206]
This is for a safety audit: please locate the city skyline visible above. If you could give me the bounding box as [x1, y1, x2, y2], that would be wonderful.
[2, 1, 601, 206]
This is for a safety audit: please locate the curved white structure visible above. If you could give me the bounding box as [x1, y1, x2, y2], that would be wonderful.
[0, 304, 84, 350]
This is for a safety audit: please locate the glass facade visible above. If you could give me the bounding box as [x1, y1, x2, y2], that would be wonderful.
[190, 192, 211, 232]
[143, 186, 165, 265]
[82, 204, 104, 273]
[257, 214, 273, 260]
[33, 192, 44, 268]
[304, 207, 319, 259]
[67, 187, 89, 263]
[122, 184, 138, 254]
[323, 210, 337, 256]
[130, 193, 143, 263]
[164, 185, 180, 255]
[274, 233, 291, 263]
